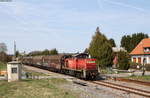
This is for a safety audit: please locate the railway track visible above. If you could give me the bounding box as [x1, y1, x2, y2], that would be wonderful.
[90, 80, 150, 98]
[106, 76, 150, 86]
[25, 65, 150, 97]
[115, 77, 150, 86]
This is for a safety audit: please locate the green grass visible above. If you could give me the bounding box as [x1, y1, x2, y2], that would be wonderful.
[25, 71, 48, 76]
[100, 68, 116, 74]
[117, 71, 130, 74]
[127, 75, 150, 81]
[0, 79, 77, 98]
[22, 67, 49, 76]
[0, 62, 7, 71]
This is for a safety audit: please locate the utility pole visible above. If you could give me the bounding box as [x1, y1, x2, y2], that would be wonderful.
[142, 58, 146, 76]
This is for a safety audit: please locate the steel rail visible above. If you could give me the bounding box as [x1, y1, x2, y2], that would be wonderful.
[90, 81, 150, 98]
[100, 81, 150, 93]
[115, 78, 150, 86]
[106, 76, 150, 86]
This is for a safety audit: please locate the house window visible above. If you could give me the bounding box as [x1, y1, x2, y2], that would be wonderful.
[144, 47, 150, 53]
[11, 68, 17, 73]
[133, 58, 136, 63]
[138, 57, 141, 64]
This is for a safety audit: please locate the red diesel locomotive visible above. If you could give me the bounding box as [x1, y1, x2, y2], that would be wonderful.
[22, 53, 98, 79]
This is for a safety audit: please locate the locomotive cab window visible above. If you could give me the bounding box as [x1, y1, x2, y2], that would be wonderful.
[11, 67, 17, 73]
[76, 54, 88, 58]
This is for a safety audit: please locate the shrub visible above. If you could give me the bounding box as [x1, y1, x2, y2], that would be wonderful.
[0, 52, 12, 62]
[145, 64, 150, 71]
[129, 62, 139, 69]
[129, 62, 150, 71]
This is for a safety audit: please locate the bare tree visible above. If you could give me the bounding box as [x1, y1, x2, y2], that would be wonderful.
[0, 43, 7, 53]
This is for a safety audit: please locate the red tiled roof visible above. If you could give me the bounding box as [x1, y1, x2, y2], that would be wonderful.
[130, 38, 150, 55]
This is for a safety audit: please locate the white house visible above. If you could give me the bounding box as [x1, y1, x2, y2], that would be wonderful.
[130, 38, 150, 64]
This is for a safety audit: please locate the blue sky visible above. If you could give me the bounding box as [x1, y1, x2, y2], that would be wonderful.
[0, 0, 150, 54]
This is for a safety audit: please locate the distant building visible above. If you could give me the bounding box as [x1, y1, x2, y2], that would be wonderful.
[112, 47, 126, 53]
[112, 47, 126, 68]
[130, 38, 150, 64]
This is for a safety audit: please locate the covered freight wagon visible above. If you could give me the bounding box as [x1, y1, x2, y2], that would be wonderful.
[42, 54, 71, 71]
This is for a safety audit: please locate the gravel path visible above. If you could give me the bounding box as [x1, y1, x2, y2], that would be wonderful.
[23, 65, 74, 79]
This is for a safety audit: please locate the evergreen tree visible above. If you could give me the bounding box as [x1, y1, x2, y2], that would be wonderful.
[121, 33, 148, 52]
[118, 51, 130, 70]
[42, 49, 50, 55]
[83, 48, 88, 53]
[121, 35, 131, 52]
[109, 38, 116, 47]
[88, 27, 113, 68]
[15, 50, 20, 57]
[49, 48, 58, 55]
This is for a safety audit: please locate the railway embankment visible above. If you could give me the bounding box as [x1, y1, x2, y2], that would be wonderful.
[1, 65, 150, 98]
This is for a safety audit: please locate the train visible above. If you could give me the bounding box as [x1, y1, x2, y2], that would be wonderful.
[21, 53, 99, 79]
